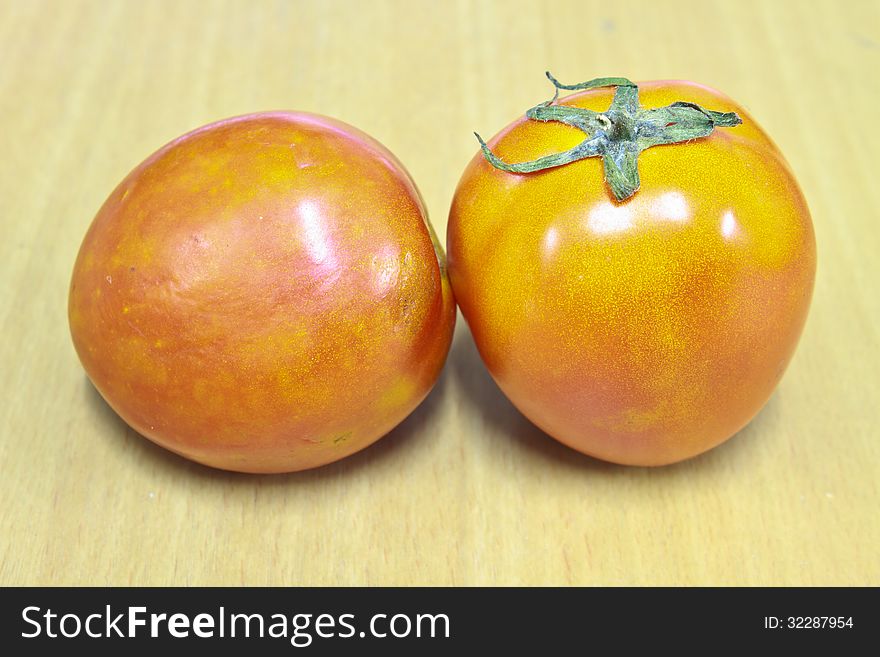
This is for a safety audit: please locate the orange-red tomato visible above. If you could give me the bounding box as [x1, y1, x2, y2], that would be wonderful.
[70, 112, 455, 473]
[448, 80, 816, 466]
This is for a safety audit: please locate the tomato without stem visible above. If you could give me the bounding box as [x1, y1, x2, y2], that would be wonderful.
[70, 112, 455, 473]
[448, 77, 816, 466]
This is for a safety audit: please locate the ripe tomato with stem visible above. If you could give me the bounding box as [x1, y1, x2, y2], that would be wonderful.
[448, 74, 816, 466]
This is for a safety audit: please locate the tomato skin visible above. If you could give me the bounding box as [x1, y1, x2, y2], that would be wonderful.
[70, 112, 455, 473]
[448, 81, 816, 466]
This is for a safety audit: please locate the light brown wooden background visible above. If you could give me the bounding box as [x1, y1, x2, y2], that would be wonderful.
[2, 0, 878, 586]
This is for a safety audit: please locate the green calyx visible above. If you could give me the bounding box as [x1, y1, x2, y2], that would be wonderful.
[475, 73, 742, 201]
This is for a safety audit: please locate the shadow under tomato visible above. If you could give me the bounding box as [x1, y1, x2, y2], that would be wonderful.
[82, 363, 450, 485]
[447, 319, 777, 479]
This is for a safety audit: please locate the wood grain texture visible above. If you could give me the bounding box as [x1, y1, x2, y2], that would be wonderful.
[1, 0, 877, 586]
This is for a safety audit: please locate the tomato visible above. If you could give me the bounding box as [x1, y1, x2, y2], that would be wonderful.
[69, 112, 455, 473]
[448, 76, 816, 466]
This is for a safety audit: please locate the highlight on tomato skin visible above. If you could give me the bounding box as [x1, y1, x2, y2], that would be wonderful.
[447, 76, 816, 466]
[69, 111, 455, 474]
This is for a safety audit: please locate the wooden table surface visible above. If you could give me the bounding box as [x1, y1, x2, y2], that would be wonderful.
[2, 0, 878, 586]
